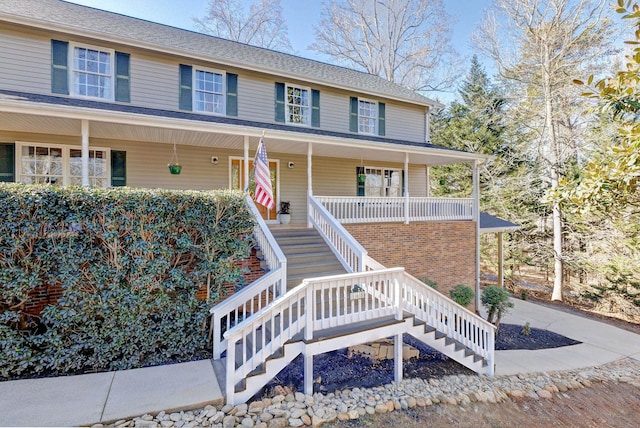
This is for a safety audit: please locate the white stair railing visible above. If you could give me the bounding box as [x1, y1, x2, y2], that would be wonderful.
[210, 196, 287, 359]
[401, 273, 495, 364]
[308, 195, 368, 272]
[223, 267, 495, 404]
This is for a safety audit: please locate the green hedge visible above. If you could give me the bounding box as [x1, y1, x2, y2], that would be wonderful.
[0, 184, 254, 379]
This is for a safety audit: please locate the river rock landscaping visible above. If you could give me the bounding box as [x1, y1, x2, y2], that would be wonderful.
[98, 358, 640, 428]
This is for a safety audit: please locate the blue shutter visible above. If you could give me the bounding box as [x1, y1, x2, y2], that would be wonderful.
[349, 97, 358, 132]
[179, 64, 193, 111]
[51, 40, 69, 95]
[311, 89, 320, 127]
[275, 82, 285, 122]
[356, 166, 365, 196]
[0, 143, 15, 182]
[115, 52, 130, 102]
[378, 102, 386, 136]
[226, 73, 238, 117]
[111, 150, 126, 187]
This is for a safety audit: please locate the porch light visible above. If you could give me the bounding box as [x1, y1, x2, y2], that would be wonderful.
[288, 162, 295, 169]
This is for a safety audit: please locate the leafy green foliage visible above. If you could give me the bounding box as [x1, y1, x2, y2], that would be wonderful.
[0, 185, 254, 379]
[481, 285, 513, 330]
[449, 284, 474, 307]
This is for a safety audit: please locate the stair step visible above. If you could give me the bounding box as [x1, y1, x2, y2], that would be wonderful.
[280, 242, 331, 255]
[287, 260, 345, 276]
[285, 251, 338, 264]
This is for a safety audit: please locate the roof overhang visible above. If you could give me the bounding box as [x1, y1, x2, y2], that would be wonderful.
[479, 212, 521, 234]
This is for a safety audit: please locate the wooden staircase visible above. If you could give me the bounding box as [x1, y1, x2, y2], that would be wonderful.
[269, 227, 347, 290]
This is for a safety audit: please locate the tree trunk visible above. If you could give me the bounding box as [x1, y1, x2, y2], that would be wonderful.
[544, 44, 564, 302]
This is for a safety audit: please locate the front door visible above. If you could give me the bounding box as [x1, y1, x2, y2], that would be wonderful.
[231, 158, 278, 221]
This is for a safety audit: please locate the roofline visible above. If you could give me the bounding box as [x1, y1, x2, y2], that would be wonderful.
[0, 9, 439, 110]
[0, 96, 487, 162]
[479, 226, 521, 234]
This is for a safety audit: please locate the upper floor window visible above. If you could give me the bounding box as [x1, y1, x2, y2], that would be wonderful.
[71, 44, 114, 100]
[179, 65, 237, 116]
[286, 84, 311, 125]
[16, 142, 110, 188]
[350, 97, 385, 136]
[358, 99, 377, 135]
[194, 68, 225, 114]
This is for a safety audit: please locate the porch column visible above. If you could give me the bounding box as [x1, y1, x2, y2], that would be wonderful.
[394, 333, 403, 383]
[425, 166, 430, 197]
[243, 136, 249, 191]
[404, 152, 409, 225]
[472, 160, 481, 311]
[498, 232, 504, 288]
[81, 119, 90, 187]
[307, 143, 313, 228]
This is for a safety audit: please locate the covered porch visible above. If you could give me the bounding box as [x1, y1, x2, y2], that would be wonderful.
[0, 90, 488, 227]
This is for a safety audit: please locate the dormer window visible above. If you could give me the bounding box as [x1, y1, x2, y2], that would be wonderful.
[71, 43, 114, 100]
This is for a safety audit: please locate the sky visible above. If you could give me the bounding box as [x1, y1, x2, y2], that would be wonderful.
[64, 0, 494, 100]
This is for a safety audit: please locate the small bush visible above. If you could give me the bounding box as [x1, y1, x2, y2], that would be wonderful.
[449, 284, 474, 307]
[0, 184, 254, 379]
[521, 322, 531, 336]
[481, 285, 514, 331]
[419, 278, 438, 290]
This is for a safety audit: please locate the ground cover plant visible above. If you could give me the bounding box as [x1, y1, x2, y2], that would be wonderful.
[0, 184, 254, 379]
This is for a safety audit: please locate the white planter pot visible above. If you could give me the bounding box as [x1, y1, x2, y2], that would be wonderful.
[279, 214, 291, 224]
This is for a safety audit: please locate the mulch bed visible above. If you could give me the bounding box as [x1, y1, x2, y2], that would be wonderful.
[265, 324, 582, 395]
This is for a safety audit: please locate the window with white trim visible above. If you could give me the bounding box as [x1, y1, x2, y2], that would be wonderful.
[17, 143, 110, 188]
[286, 84, 311, 125]
[358, 99, 377, 134]
[364, 167, 401, 197]
[194, 68, 225, 114]
[71, 43, 114, 100]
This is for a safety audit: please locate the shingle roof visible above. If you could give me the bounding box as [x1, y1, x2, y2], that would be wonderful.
[0, 0, 437, 107]
[479, 213, 520, 233]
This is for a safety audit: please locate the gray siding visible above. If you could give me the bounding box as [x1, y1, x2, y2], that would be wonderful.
[0, 27, 427, 142]
[0, 29, 50, 94]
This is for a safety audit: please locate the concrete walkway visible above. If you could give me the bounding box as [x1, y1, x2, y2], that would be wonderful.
[1, 298, 639, 426]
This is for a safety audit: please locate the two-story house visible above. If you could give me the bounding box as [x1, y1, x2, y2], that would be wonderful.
[0, 0, 504, 404]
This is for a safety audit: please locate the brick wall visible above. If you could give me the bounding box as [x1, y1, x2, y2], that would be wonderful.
[345, 221, 477, 311]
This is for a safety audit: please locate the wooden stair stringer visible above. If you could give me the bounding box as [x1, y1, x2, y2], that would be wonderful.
[405, 319, 490, 374]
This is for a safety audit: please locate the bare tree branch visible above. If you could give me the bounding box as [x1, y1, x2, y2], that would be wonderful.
[194, 0, 293, 52]
[310, 0, 459, 93]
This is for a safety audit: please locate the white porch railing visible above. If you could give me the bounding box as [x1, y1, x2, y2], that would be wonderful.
[223, 267, 495, 405]
[316, 196, 474, 223]
[210, 196, 287, 359]
[308, 195, 368, 272]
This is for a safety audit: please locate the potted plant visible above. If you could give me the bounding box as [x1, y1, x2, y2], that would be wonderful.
[278, 201, 291, 224]
[167, 163, 182, 175]
[358, 173, 367, 183]
[349, 284, 366, 300]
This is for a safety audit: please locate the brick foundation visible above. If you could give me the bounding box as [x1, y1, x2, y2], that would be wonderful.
[345, 221, 477, 311]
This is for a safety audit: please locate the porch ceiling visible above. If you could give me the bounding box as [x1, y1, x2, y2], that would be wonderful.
[0, 103, 485, 166]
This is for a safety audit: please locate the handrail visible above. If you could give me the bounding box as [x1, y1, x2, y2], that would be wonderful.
[316, 196, 474, 223]
[209, 196, 287, 359]
[308, 194, 368, 272]
[402, 273, 496, 362]
[245, 195, 287, 272]
[222, 267, 495, 404]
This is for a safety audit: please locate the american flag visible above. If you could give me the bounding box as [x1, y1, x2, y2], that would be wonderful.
[253, 135, 275, 209]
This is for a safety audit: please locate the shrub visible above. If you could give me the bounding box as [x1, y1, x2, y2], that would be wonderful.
[481, 285, 514, 331]
[0, 184, 254, 379]
[449, 284, 474, 307]
[419, 278, 438, 290]
[521, 322, 531, 336]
